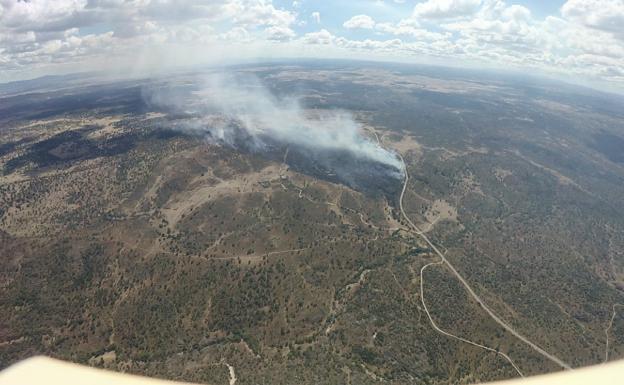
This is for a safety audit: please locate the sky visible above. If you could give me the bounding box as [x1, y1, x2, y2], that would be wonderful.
[1, 0, 623, 91]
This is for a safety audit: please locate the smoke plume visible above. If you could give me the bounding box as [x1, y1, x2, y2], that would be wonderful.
[144, 72, 404, 193]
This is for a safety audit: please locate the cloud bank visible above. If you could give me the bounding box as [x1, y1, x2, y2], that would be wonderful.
[1, 0, 623, 91]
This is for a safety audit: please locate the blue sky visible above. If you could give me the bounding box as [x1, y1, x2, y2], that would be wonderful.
[0, 0, 623, 91]
[269, 1, 563, 34]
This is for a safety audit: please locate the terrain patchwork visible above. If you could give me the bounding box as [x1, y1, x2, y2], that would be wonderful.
[1, 62, 624, 384]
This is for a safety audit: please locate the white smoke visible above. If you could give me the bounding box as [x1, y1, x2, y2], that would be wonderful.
[146, 72, 404, 173]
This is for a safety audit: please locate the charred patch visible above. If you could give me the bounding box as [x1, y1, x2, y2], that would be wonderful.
[0, 137, 36, 157]
[187, 122, 402, 198]
[2, 126, 183, 175]
[278, 144, 403, 199]
[592, 132, 624, 164]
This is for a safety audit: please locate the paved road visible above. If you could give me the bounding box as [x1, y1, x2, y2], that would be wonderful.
[398, 154, 572, 370]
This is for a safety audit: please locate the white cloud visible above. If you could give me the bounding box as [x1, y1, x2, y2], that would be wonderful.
[311, 11, 320, 24]
[298, 0, 624, 90]
[219, 27, 251, 42]
[0, 0, 299, 78]
[302, 29, 334, 44]
[375, 20, 449, 41]
[343, 15, 376, 29]
[265, 25, 296, 41]
[433, 1, 624, 86]
[502, 4, 531, 22]
[223, 0, 296, 28]
[337, 37, 404, 51]
[0, 0, 622, 91]
[561, 0, 624, 36]
[413, 0, 482, 19]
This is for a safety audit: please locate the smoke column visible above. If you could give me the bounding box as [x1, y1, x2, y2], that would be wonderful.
[145, 72, 404, 177]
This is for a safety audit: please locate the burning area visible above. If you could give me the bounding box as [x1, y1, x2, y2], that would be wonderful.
[143, 72, 405, 198]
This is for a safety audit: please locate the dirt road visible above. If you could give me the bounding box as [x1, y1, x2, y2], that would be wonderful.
[398, 154, 571, 370]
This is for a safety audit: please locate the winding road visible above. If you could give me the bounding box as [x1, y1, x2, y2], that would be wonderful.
[605, 304, 623, 363]
[420, 261, 524, 377]
[224, 362, 237, 385]
[397, 154, 572, 371]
